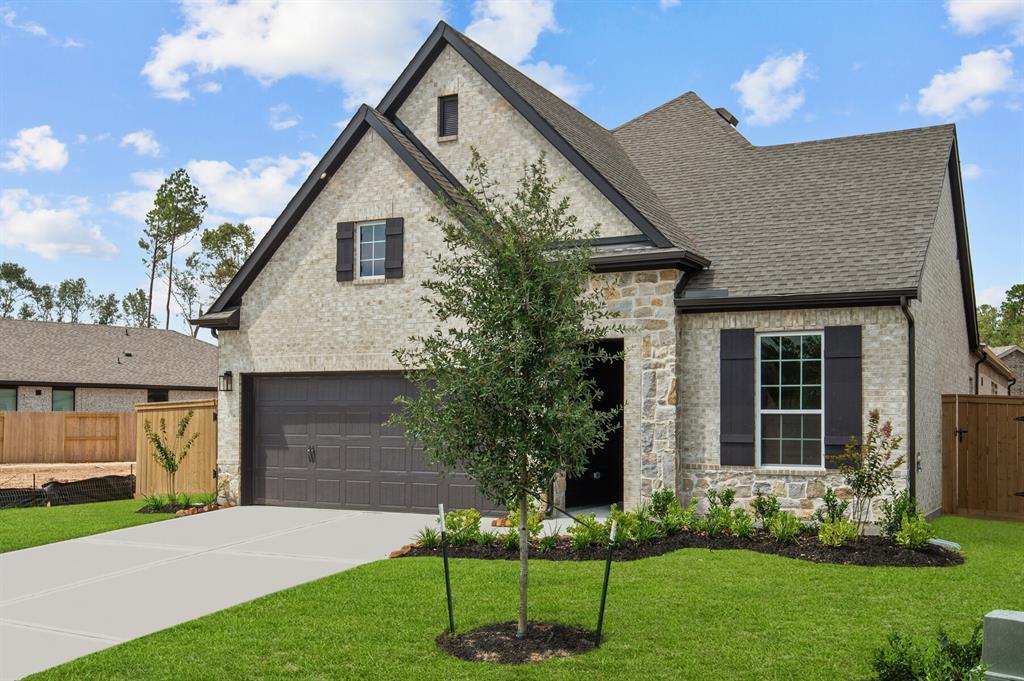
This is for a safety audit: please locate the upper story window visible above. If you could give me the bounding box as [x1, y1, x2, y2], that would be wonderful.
[358, 221, 386, 278]
[0, 387, 16, 411]
[52, 388, 75, 412]
[147, 388, 169, 403]
[757, 333, 823, 467]
[438, 94, 458, 137]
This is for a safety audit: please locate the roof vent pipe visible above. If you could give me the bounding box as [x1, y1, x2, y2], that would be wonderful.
[715, 107, 739, 127]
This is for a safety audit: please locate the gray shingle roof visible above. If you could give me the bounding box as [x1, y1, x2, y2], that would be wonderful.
[368, 108, 464, 202]
[0, 318, 218, 389]
[613, 92, 955, 299]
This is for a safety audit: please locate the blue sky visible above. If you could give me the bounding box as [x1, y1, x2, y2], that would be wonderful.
[1, 0, 1022, 334]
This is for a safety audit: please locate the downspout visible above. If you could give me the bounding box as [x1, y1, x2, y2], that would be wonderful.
[1009, 378, 1017, 396]
[973, 344, 989, 395]
[900, 297, 916, 500]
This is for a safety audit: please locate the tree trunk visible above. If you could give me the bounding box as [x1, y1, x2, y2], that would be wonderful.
[164, 245, 175, 330]
[517, 490, 529, 637]
[146, 240, 158, 328]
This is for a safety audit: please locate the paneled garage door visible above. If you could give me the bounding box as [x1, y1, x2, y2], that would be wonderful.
[251, 374, 501, 513]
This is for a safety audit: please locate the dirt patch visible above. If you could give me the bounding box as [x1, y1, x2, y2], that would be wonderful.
[437, 622, 595, 664]
[0, 462, 133, 489]
[404, 530, 963, 568]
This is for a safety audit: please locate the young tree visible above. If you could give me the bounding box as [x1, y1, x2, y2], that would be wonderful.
[122, 288, 154, 327]
[90, 292, 120, 325]
[172, 268, 202, 337]
[139, 232, 166, 328]
[27, 283, 57, 321]
[143, 410, 201, 500]
[831, 410, 905, 535]
[56, 278, 89, 322]
[185, 221, 256, 301]
[0, 262, 35, 318]
[146, 169, 207, 329]
[389, 153, 621, 637]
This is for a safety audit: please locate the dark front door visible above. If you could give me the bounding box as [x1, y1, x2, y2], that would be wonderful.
[251, 373, 500, 513]
[565, 339, 624, 508]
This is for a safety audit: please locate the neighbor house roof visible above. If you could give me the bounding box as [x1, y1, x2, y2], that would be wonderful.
[0, 318, 218, 390]
[992, 345, 1024, 359]
[199, 21, 976, 349]
[980, 345, 1016, 380]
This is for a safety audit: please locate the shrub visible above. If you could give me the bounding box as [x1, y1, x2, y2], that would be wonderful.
[507, 507, 544, 538]
[661, 498, 699, 534]
[703, 488, 736, 537]
[880, 489, 918, 539]
[196, 492, 217, 506]
[768, 512, 802, 544]
[414, 526, 441, 549]
[631, 514, 661, 544]
[831, 409, 905, 534]
[567, 513, 608, 550]
[730, 508, 755, 539]
[650, 488, 680, 520]
[813, 487, 850, 525]
[870, 623, 986, 681]
[706, 488, 736, 511]
[478, 531, 499, 548]
[752, 491, 781, 527]
[176, 492, 192, 508]
[895, 513, 934, 550]
[501, 529, 521, 552]
[142, 494, 165, 511]
[817, 517, 859, 547]
[536, 524, 561, 553]
[443, 508, 482, 547]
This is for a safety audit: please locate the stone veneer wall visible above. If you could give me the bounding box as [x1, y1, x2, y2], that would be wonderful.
[676, 306, 910, 518]
[215, 121, 680, 507]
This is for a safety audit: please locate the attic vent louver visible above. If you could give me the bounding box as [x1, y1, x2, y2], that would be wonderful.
[715, 107, 739, 127]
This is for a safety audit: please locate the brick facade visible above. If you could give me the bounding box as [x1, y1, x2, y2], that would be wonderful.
[10, 386, 214, 412]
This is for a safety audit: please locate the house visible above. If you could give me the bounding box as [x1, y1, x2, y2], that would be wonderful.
[0, 318, 217, 412]
[991, 345, 1023, 395]
[196, 22, 980, 518]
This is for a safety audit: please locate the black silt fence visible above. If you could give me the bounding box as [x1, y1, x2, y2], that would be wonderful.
[0, 474, 136, 509]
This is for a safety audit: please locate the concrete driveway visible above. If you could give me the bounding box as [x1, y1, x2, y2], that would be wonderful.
[0, 506, 429, 680]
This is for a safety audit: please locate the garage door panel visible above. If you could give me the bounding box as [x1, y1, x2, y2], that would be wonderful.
[345, 480, 371, 507]
[315, 479, 342, 505]
[345, 411, 371, 436]
[282, 446, 310, 471]
[380, 447, 409, 473]
[379, 481, 407, 508]
[410, 448, 437, 473]
[316, 445, 342, 471]
[282, 478, 308, 502]
[447, 484, 480, 510]
[314, 411, 341, 436]
[316, 379, 342, 402]
[344, 446, 371, 472]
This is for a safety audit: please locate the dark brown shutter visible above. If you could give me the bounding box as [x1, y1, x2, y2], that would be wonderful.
[336, 222, 354, 281]
[720, 328, 755, 466]
[384, 218, 404, 279]
[438, 95, 458, 136]
[824, 325, 862, 468]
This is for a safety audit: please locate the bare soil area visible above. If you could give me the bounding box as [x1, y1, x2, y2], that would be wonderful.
[0, 462, 134, 488]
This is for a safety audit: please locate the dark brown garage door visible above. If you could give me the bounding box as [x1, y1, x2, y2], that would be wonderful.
[251, 374, 501, 513]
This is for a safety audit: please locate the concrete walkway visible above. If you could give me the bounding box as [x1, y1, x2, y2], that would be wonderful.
[0, 506, 429, 680]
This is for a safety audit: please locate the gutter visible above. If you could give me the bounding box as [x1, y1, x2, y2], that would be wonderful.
[973, 344, 989, 395]
[1009, 378, 1017, 396]
[900, 296, 917, 500]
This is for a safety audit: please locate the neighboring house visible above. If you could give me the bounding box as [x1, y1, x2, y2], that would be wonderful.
[0, 318, 217, 412]
[197, 22, 980, 518]
[991, 345, 1023, 395]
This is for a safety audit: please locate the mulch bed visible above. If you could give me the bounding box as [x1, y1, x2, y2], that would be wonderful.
[437, 621, 595, 664]
[403, 530, 963, 568]
[138, 503, 229, 516]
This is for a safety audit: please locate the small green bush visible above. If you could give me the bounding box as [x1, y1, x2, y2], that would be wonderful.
[752, 491, 781, 527]
[706, 488, 736, 511]
[650, 488, 680, 520]
[730, 508, 755, 538]
[768, 512, 802, 544]
[813, 487, 850, 525]
[443, 508, 481, 546]
[196, 492, 217, 506]
[501, 529, 521, 551]
[880, 489, 918, 539]
[661, 498, 698, 534]
[414, 526, 440, 549]
[567, 513, 608, 549]
[870, 623, 986, 681]
[142, 494, 166, 511]
[478, 531, 499, 548]
[895, 513, 934, 550]
[506, 507, 544, 538]
[536, 524, 560, 553]
[817, 517, 859, 547]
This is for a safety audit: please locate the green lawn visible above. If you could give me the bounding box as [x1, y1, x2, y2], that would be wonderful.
[29, 516, 1024, 681]
[0, 499, 174, 553]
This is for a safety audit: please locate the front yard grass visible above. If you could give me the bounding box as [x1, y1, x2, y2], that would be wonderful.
[30, 515, 1024, 681]
[0, 499, 173, 554]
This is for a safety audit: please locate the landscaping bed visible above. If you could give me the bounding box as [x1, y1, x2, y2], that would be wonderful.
[136, 492, 228, 516]
[404, 528, 962, 567]
[437, 621, 595, 664]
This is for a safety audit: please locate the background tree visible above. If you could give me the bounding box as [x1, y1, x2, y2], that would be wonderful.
[28, 283, 57, 321]
[122, 288, 153, 327]
[90, 292, 120, 325]
[185, 221, 255, 301]
[172, 268, 202, 337]
[0, 262, 35, 318]
[977, 284, 1024, 348]
[138, 232, 166, 328]
[146, 169, 207, 329]
[55, 278, 89, 322]
[389, 153, 621, 637]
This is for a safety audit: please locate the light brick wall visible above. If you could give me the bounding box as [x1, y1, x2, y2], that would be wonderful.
[76, 388, 147, 412]
[977, 363, 1008, 395]
[169, 389, 216, 402]
[396, 45, 642, 239]
[676, 306, 910, 517]
[909, 168, 974, 515]
[16, 386, 51, 411]
[215, 123, 678, 506]
[998, 350, 1024, 395]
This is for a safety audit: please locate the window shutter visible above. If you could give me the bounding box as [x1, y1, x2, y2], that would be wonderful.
[384, 218, 404, 279]
[720, 328, 755, 466]
[824, 325, 862, 468]
[336, 222, 354, 282]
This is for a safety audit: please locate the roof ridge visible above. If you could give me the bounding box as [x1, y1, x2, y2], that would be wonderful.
[0, 316, 200, 338]
[612, 91, 700, 131]
[753, 123, 955, 151]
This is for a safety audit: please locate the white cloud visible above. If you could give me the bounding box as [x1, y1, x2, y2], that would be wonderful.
[141, 0, 442, 107]
[1, 6, 82, 47]
[121, 129, 161, 157]
[109, 169, 164, 222]
[0, 189, 117, 259]
[732, 51, 809, 126]
[269, 103, 300, 131]
[977, 284, 1009, 307]
[947, 0, 1024, 42]
[187, 153, 317, 215]
[0, 125, 68, 172]
[199, 81, 222, 94]
[962, 163, 983, 179]
[659, 0, 681, 9]
[244, 215, 276, 239]
[917, 49, 1014, 118]
[466, 0, 588, 104]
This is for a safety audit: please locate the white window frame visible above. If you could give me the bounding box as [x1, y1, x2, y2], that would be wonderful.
[356, 220, 386, 280]
[755, 330, 825, 469]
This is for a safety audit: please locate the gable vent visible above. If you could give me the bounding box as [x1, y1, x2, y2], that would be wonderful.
[715, 107, 739, 127]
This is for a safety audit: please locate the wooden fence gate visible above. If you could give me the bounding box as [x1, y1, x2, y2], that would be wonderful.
[135, 399, 218, 497]
[942, 394, 1024, 520]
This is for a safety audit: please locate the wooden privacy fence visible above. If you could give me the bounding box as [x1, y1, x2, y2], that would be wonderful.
[135, 399, 217, 497]
[942, 394, 1024, 521]
[0, 412, 135, 464]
